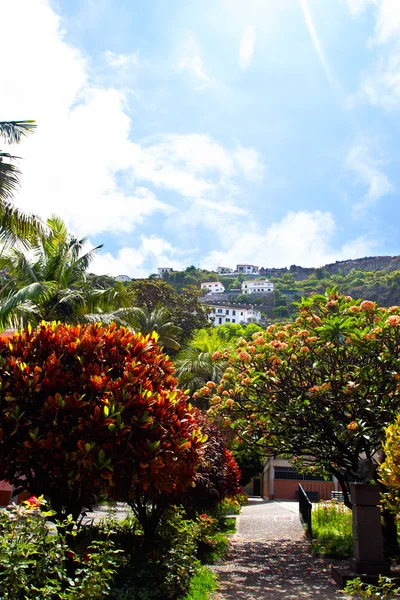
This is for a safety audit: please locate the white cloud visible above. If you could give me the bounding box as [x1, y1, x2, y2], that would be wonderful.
[104, 50, 138, 70]
[91, 236, 191, 278]
[239, 26, 256, 71]
[353, 45, 400, 110]
[344, 0, 374, 16]
[128, 134, 264, 197]
[374, 0, 400, 44]
[203, 210, 376, 270]
[176, 34, 216, 89]
[346, 0, 400, 109]
[0, 0, 263, 250]
[234, 146, 264, 183]
[346, 138, 394, 214]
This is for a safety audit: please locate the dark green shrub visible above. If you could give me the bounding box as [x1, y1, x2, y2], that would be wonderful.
[111, 507, 198, 600]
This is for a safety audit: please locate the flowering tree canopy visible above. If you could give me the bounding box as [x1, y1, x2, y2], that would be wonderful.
[0, 323, 206, 528]
[203, 290, 400, 508]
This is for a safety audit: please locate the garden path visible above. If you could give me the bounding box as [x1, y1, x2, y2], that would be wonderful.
[211, 498, 352, 600]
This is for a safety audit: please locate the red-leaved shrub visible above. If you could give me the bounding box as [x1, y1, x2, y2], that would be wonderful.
[0, 322, 205, 532]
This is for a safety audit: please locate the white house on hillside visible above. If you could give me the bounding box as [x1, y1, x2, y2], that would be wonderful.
[157, 267, 173, 279]
[241, 280, 274, 294]
[236, 264, 259, 275]
[217, 266, 234, 275]
[208, 305, 262, 326]
[115, 274, 132, 282]
[201, 281, 225, 294]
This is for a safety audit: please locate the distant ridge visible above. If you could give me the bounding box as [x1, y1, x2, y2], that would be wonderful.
[262, 255, 400, 281]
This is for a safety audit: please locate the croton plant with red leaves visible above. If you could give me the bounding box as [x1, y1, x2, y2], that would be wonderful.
[177, 410, 241, 517]
[0, 322, 206, 532]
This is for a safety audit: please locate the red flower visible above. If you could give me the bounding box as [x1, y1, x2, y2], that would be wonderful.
[25, 496, 41, 509]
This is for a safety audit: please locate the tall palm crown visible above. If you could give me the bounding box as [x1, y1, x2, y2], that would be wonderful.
[126, 305, 182, 350]
[0, 121, 44, 246]
[0, 216, 132, 329]
[174, 328, 232, 404]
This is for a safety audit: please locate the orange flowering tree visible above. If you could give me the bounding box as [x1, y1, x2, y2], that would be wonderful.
[0, 323, 206, 534]
[201, 290, 400, 514]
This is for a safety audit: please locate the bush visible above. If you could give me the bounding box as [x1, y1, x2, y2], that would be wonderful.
[380, 414, 400, 513]
[0, 323, 206, 530]
[311, 500, 353, 558]
[182, 566, 218, 600]
[179, 412, 241, 518]
[0, 497, 121, 599]
[111, 507, 199, 600]
[345, 575, 400, 599]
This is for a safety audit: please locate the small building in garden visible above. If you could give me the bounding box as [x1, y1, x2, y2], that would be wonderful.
[261, 458, 337, 501]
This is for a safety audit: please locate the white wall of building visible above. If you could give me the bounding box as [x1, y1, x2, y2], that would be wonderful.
[115, 274, 132, 282]
[157, 267, 173, 279]
[217, 267, 234, 275]
[241, 280, 274, 294]
[236, 264, 259, 275]
[208, 305, 262, 325]
[201, 282, 225, 294]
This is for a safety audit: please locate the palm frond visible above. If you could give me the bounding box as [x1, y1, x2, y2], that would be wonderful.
[0, 154, 21, 201]
[0, 282, 56, 330]
[0, 121, 37, 144]
[0, 200, 45, 248]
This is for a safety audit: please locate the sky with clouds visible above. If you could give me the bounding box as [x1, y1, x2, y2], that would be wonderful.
[2, 0, 400, 277]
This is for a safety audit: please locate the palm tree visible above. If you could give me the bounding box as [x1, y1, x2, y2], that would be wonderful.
[0, 120, 45, 246]
[124, 305, 182, 350]
[174, 329, 232, 406]
[0, 215, 132, 329]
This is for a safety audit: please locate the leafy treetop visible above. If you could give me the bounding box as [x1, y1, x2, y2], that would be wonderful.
[203, 290, 400, 508]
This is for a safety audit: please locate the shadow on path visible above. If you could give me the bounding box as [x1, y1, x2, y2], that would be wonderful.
[212, 501, 350, 599]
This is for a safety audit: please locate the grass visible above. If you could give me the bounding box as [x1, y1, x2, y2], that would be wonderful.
[182, 566, 218, 600]
[311, 500, 353, 558]
[220, 517, 236, 534]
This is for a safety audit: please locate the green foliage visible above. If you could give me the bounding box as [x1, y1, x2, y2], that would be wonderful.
[125, 305, 183, 350]
[182, 566, 218, 600]
[0, 120, 45, 248]
[233, 446, 264, 486]
[311, 501, 353, 558]
[174, 329, 233, 401]
[345, 575, 400, 598]
[0, 215, 132, 328]
[111, 507, 199, 600]
[131, 280, 210, 343]
[0, 498, 121, 600]
[379, 414, 400, 513]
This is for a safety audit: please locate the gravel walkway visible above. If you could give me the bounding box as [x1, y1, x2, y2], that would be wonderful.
[211, 498, 352, 600]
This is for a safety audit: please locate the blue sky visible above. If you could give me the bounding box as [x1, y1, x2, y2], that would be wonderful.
[2, 0, 400, 276]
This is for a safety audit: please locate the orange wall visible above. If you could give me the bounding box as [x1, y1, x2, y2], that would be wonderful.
[273, 480, 335, 501]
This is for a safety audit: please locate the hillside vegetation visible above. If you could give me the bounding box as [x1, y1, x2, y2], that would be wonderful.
[144, 257, 400, 320]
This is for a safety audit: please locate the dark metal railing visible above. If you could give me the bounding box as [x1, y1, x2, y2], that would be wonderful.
[298, 484, 312, 537]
